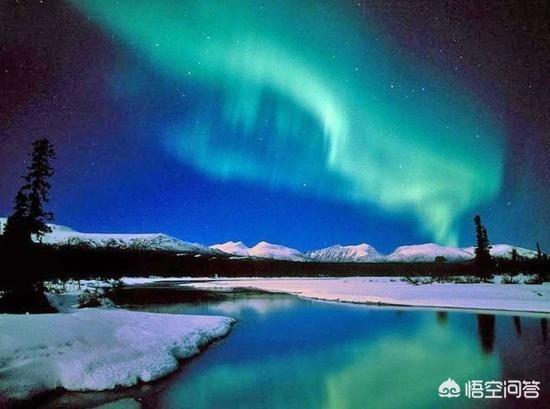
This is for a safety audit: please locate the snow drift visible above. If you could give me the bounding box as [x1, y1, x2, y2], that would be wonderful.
[0, 309, 233, 401]
[187, 277, 550, 313]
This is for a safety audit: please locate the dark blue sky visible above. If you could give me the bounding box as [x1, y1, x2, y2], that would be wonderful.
[1, 1, 548, 253]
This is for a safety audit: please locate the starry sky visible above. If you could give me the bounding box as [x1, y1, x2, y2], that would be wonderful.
[1, 0, 548, 253]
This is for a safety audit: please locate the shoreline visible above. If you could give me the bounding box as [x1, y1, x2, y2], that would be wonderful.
[168, 276, 550, 315]
[0, 309, 234, 403]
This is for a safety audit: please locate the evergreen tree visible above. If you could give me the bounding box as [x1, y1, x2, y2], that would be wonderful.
[0, 139, 56, 313]
[3, 138, 55, 244]
[25, 138, 55, 239]
[511, 248, 519, 263]
[536, 242, 543, 260]
[3, 189, 32, 243]
[474, 215, 493, 278]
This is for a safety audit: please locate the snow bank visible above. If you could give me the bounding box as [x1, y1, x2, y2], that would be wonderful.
[121, 276, 195, 286]
[0, 309, 233, 401]
[184, 277, 550, 313]
[45, 279, 121, 312]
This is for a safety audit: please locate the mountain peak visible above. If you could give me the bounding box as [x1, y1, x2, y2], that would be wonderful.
[249, 241, 308, 261]
[0, 217, 215, 254]
[386, 243, 473, 262]
[210, 241, 251, 256]
[1, 217, 538, 263]
[306, 243, 384, 262]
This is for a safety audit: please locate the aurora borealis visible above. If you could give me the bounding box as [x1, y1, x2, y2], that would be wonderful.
[1, 1, 548, 251]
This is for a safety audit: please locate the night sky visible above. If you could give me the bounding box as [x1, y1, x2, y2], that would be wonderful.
[1, 1, 548, 253]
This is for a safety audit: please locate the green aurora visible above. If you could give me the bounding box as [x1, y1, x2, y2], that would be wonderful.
[71, 0, 505, 245]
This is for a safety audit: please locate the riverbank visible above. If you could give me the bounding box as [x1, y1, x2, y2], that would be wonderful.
[179, 276, 550, 313]
[0, 309, 233, 404]
[56, 284, 550, 409]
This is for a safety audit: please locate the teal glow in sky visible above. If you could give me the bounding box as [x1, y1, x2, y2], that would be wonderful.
[72, 0, 505, 246]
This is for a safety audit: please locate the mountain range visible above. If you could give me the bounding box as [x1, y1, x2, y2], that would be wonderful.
[0, 218, 539, 262]
[211, 241, 310, 261]
[210, 241, 537, 262]
[305, 244, 385, 262]
[0, 218, 219, 255]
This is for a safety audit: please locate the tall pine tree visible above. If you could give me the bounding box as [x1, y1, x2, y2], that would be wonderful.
[3, 189, 31, 243]
[474, 215, 493, 278]
[3, 138, 55, 244]
[510, 248, 519, 263]
[536, 242, 543, 260]
[25, 138, 55, 240]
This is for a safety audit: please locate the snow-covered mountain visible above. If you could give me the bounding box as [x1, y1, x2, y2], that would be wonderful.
[249, 241, 309, 261]
[306, 244, 385, 262]
[385, 243, 473, 262]
[385, 243, 539, 262]
[0, 217, 74, 235]
[45, 231, 219, 254]
[211, 240, 309, 261]
[463, 244, 538, 260]
[0, 218, 218, 254]
[210, 241, 251, 256]
[2, 217, 539, 262]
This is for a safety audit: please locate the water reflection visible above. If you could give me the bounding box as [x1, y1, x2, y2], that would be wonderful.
[513, 316, 522, 337]
[35, 288, 550, 409]
[127, 291, 548, 409]
[323, 325, 498, 409]
[477, 314, 496, 354]
[159, 307, 499, 409]
[436, 311, 448, 326]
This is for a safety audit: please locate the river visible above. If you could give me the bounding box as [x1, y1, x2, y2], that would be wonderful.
[34, 284, 549, 409]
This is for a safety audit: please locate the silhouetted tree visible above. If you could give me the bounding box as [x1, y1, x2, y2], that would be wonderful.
[474, 215, 493, 278]
[536, 242, 544, 260]
[0, 139, 56, 313]
[25, 138, 55, 240]
[3, 138, 55, 245]
[533, 242, 549, 282]
[511, 248, 519, 262]
[3, 189, 32, 244]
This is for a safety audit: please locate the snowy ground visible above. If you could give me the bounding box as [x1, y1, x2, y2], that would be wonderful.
[44, 278, 121, 312]
[0, 309, 233, 402]
[1, 275, 547, 403]
[178, 276, 550, 313]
